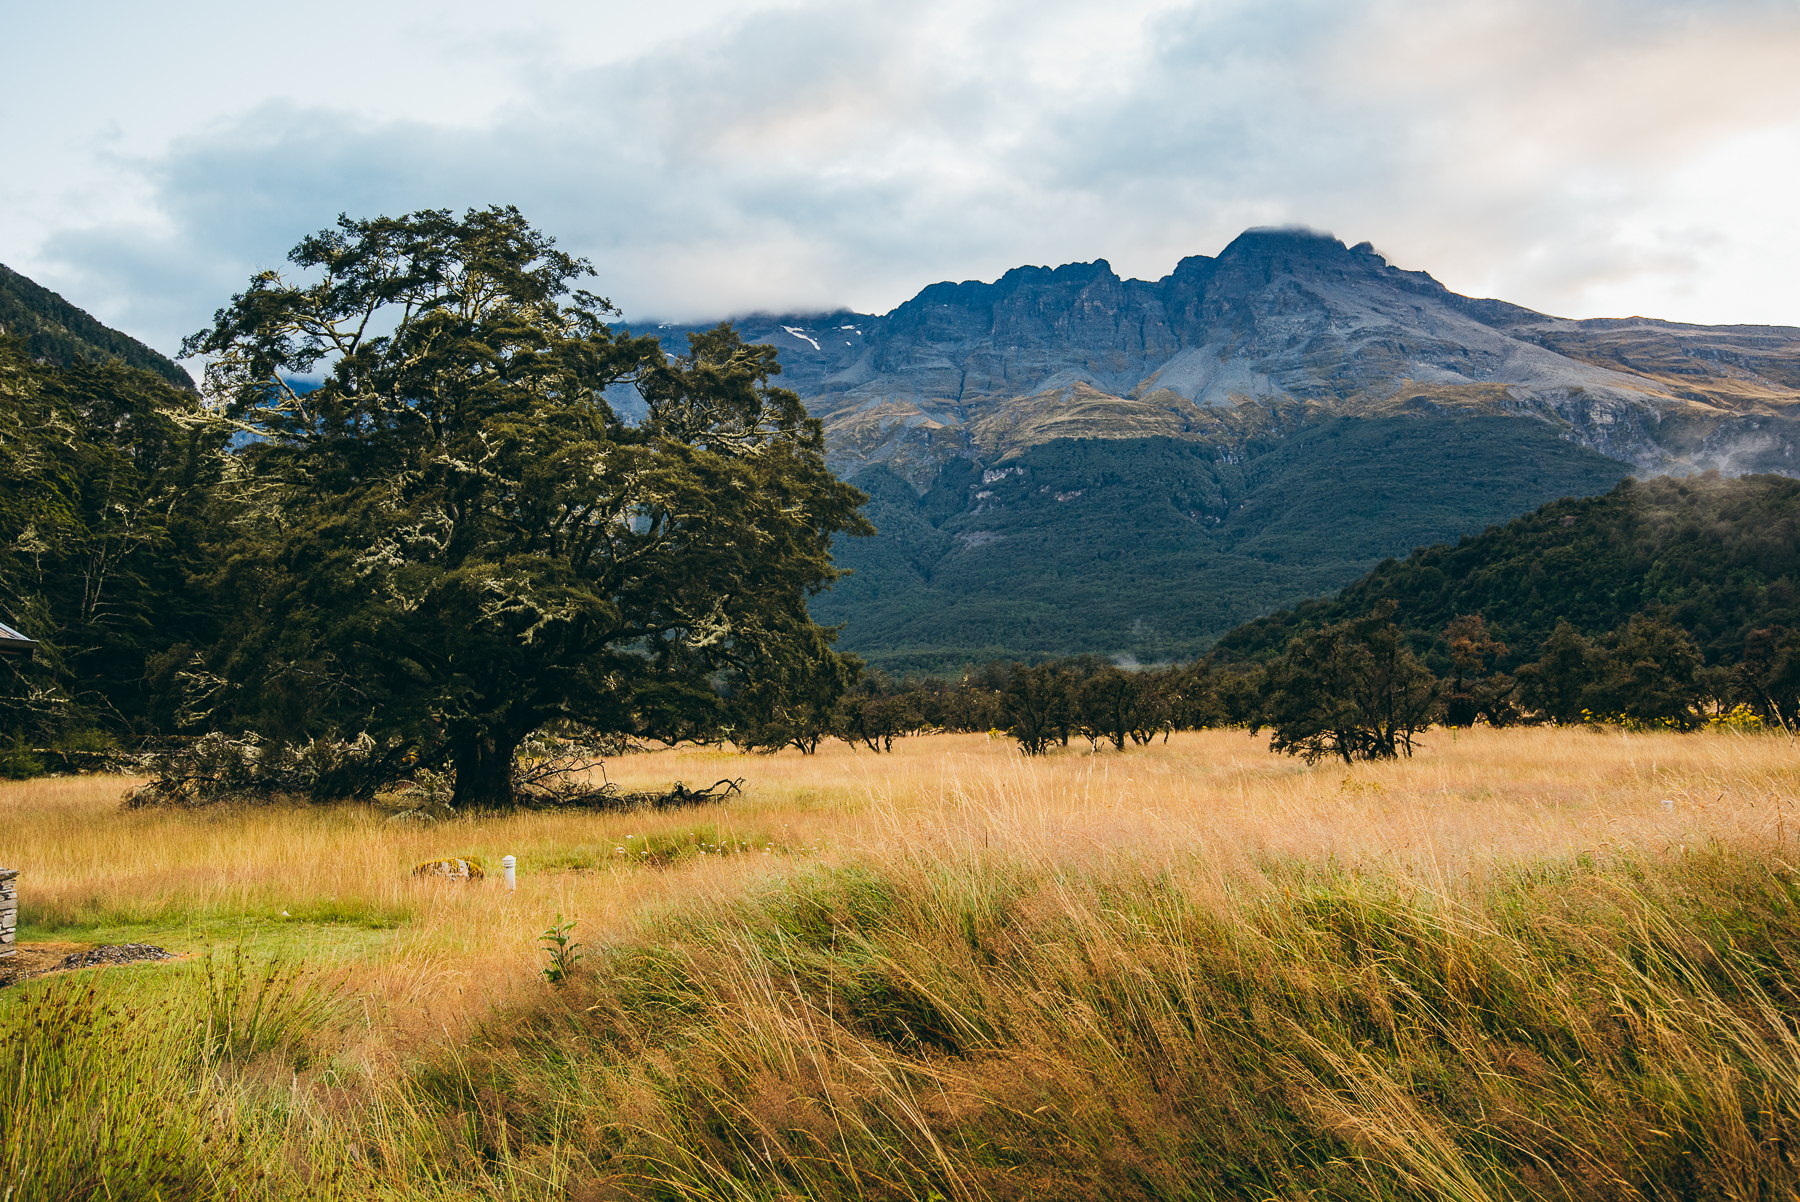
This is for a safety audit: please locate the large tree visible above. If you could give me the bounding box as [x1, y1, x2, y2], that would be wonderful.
[183, 206, 870, 806]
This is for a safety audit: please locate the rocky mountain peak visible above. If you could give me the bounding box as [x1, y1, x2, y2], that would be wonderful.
[1216, 224, 1348, 260]
[631, 229, 1800, 489]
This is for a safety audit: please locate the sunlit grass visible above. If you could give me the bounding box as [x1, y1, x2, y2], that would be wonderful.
[7, 727, 1797, 1032]
[4, 726, 1800, 1198]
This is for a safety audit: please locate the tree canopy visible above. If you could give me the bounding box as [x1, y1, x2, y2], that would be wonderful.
[180, 206, 870, 805]
[0, 338, 222, 746]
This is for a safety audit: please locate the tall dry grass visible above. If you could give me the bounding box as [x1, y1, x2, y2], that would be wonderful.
[5, 726, 1800, 1199]
[5, 726, 1797, 1045]
[10, 725, 1793, 931]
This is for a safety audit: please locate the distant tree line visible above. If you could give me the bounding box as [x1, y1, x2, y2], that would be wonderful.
[737, 465, 1800, 762]
[731, 596, 1793, 764]
[731, 655, 1263, 758]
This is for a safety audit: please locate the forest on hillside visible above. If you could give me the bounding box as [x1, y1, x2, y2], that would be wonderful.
[782, 470, 1800, 766]
[0, 263, 196, 388]
[816, 417, 1631, 672]
[1216, 472, 1800, 669]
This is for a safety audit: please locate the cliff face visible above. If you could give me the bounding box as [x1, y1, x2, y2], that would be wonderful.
[638, 228, 1800, 489]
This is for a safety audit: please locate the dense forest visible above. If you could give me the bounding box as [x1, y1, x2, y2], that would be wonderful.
[0, 263, 196, 389]
[816, 417, 1631, 672]
[1215, 472, 1800, 670]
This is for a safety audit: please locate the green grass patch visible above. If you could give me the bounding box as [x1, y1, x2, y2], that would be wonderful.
[528, 821, 827, 872]
[18, 910, 411, 962]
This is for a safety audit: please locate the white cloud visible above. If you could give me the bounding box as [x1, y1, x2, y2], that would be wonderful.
[6, 0, 1799, 357]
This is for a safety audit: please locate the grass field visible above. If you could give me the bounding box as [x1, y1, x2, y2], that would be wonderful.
[5, 727, 1800, 1200]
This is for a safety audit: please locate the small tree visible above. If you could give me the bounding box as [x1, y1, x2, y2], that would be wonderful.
[731, 635, 861, 755]
[946, 663, 1008, 732]
[1261, 601, 1439, 764]
[1514, 621, 1599, 724]
[1738, 625, 1800, 732]
[833, 685, 922, 753]
[1005, 663, 1074, 756]
[1210, 662, 1267, 728]
[1516, 615, 1705, 728]
[1076, 666, 1139, 752]
[1129, 666, 1181, 744]
[1586, 614, 1705, 729]
[1441, 614, 1511, 727]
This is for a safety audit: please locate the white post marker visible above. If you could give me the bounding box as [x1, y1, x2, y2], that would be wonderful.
[502, 855, 517, 890]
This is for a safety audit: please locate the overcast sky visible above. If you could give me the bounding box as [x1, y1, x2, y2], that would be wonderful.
[6, 0, 1799, 359]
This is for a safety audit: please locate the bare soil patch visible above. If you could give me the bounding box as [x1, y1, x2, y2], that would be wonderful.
[0, 941, 174, 988]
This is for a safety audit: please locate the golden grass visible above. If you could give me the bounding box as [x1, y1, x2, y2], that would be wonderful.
[4, 727, 1794, 1040]
[7, 726, 1795, 940]
[6, 726, 1800, 1199]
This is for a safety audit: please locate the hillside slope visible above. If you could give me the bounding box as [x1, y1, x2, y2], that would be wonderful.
[1213, 471, 1800, 670]
[0, 263, 194, 388]
[815, 418, 1630, 671]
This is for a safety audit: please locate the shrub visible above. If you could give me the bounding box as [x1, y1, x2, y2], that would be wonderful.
[0, 732, 44, 779]
[1262, 599, 1439, 763]
[123, 730, 405, 806]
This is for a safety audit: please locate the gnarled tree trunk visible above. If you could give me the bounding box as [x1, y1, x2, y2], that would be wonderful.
[451, 729, 521, 809]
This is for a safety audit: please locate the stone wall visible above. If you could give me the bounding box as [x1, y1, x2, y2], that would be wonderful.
[0, 867, 16, 958]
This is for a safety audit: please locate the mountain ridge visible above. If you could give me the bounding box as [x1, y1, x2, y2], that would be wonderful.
[629, 227, 1800, 490]
[10, 233, 1793, 672]
[625, 228, 1800, 669]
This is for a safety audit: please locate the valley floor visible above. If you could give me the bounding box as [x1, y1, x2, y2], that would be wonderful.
[6, 728, 1800, 1199]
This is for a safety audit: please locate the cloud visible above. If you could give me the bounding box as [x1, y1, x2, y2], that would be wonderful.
[18, 0, 1800, 357]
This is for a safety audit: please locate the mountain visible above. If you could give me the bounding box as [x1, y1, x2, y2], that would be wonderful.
[0, 263, 195, 389]
[636, 229, 1800, 487]
[634, 229, 1800, 670]
[816, 421, 1632, 672]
